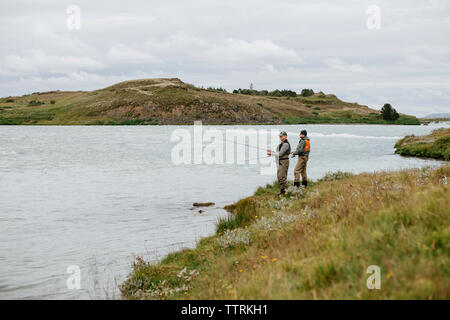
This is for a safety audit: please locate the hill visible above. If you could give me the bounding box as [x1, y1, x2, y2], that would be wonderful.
[120, 166, 449, 299]
[395, 128, 450, 160]
[0, 78, 420, 125]
[423, 113, 450, 119]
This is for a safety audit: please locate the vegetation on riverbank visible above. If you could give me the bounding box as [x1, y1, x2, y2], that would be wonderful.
[120, 165, 449, 299]
[395, 128, 450, 160]
[0, 78, 419, 125]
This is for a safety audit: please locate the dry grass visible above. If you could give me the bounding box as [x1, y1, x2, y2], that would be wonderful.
[120, 165, 449, 300]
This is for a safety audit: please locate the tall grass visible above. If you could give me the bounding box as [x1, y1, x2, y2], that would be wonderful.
[216, 197, 257, 233]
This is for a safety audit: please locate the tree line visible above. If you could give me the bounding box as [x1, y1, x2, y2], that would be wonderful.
[232, 88, 315, 97]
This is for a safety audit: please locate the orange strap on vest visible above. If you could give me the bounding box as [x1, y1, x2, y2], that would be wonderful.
[303, 140, 310, 152]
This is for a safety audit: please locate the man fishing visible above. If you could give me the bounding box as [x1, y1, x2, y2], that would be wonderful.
[291, 129, 310, 187]
[267, 131, 291, 195]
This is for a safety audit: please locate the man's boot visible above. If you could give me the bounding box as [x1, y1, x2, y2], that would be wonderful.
[278, 188, 286, 196]
[302, 180, 308, 187]
[294, 181, 300, 188]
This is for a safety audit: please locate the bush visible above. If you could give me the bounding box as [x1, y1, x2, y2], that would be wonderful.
[381, 103, 400, 121]
[206, 87, 227, 93]
[300, 89, 314, 97]
[5, 99, 14, 103]
[216, 197, 257, 233]
[50, 100, 55, 104]
[232, 88, 297, 97]
[28, 100, 44, 106]
[318, 171, 354, 182]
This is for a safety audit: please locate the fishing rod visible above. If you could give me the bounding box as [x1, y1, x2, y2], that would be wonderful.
[222, 137, 272, 152]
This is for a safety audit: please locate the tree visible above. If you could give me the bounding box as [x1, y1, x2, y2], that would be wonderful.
[280, 89, 297, 97]
[392, 108, 399, 121]
[300, 89, 314, 97]
[381, 103, 400, 121]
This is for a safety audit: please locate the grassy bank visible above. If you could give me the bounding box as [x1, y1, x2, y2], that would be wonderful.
[395, 128, 450, 160]
[120, 166, 449, 299]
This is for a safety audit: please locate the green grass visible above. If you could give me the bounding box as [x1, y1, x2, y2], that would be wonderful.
[395, 128, 450, 160]
[216, 198, 258, 233]
[120, 165, 450, 300]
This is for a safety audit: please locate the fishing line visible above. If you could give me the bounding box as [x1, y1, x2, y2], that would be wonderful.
[222, 137, 272, 152]
[243, 155, 271, 163]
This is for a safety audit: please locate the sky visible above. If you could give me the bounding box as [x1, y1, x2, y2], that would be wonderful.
[0, 0, 449, 116]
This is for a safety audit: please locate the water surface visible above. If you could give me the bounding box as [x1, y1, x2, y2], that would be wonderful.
[0, 123, 448, 299]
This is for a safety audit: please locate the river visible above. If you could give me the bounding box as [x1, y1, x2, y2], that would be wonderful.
[0, 123, 448, 299]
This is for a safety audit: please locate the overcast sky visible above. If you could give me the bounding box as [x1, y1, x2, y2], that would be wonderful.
[1, 0, 449, 116]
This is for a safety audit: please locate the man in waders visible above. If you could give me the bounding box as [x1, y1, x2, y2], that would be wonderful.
[291, 129, 310, 187]
[267, 131, 291, 195]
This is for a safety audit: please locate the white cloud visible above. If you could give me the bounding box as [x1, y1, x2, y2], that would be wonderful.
[203, 38, 302, 65]
[0, 50, 104, 76]
[264, 64, 278, 73]
[324, 58, 366, 73]
[107, 44, 160, 64]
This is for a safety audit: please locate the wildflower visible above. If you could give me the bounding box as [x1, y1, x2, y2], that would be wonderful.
[261, 255, 267, 259]
[228, 290, 233, 295]
[255, 215, 258, 218]
[302, 211, 307, 216]
[239, 269, 243, 273]
[387, 273, 392, 279]
[184, 292, 188, 295]
[271, 258, 277, 262]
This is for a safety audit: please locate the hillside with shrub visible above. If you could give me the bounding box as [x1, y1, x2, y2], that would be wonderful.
[0, 78, 419, 125]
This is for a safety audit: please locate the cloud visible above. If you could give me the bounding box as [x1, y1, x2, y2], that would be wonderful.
[107, 44, 160, 64]
[0, 50, 104, 76]
[324, 58, 366, 73]
[204, 38, 302, 65]
[0, 0, 449, 116]
[264, 64, 278, 73]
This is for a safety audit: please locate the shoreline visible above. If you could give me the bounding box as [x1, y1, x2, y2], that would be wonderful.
[0, 121, 428, 127]
[395, 128, 450, 161]
[120, 165, 450, 300]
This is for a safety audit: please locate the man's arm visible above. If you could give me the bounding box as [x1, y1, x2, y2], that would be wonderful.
[292, 140, 305, 156]
[268, 143, 289, 157]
